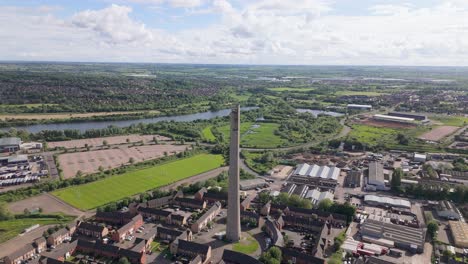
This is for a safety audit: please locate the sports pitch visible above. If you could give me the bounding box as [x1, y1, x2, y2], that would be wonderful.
[52, 154, 224, 210]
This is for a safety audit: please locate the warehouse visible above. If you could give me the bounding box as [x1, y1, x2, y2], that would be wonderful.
[388, 112, 426, 121]
[373, 114, 415, 124]
[304, 189, 334, 205]
[0, 137, 21, 153]
[413, 153, 426, 163]
[360, 219, 426, 253]
[367, 162, 387, 190]
[437, 201, 461, 220]
[364, 195, 411, 209]
[292, 163, 340, 180]
[239, 179, 268, 191]
[344, 170, 361, 188]
[449, 221, 468, 248]
[347, 104, 372, 111]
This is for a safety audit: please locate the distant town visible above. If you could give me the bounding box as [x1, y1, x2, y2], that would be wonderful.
[0, 63, 467, 264]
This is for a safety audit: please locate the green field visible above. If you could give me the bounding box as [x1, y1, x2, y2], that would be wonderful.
[201, 126, 216, 142]
[232, 233, 259, 254]
[348, 124, 400, 147]
[52, 154, 224, 210]
[218, 122, 287, 148]
[0, 215, 74, 244]
[335, 91, 384, 96]
[430, 115, 468, 127]
[268, 87, 316, 92]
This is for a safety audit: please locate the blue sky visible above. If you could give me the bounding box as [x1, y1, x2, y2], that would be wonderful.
[0, 0, 467, 65]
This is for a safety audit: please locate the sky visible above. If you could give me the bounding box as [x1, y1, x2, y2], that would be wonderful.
[1, 0, 468, 66]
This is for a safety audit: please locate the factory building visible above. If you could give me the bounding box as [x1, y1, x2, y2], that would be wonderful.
[373, 114, 415, 124]
[388, 112, 427, 121]
[364, 195, 411, 209]
[292, 163, 340, 180]
[367, 162, 388, 191]
[347, 104, 372, 111]
[0, 137, 21, 153]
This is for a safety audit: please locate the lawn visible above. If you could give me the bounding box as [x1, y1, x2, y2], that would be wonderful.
[430, 115, 468, 127]
[335, 91, 384, 96]
[217, 122, 287, 148]
[201, 126, 216, 142]
[268, 87, 316, 92]
[52, 154, 224, 210]
[232, 233, 260, 255]
[0, 214, 74, 244]
[348, 124, 400, 147]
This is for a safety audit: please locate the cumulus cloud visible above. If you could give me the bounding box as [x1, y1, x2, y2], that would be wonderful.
[71, 4, 153, 43]
[1, 1, 468, 65]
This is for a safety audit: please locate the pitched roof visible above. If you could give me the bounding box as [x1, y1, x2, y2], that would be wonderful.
[194, 202, 221, 226]
[222, 249, 262, 264]
[177, 240, 210, 256]
[175, 197, 205, 206]
[6, 243, 35, 260]
[157, 226, 183, 237]
[50, 228, 69, 239]
[77, 222, 106, 233]
[137, 207, 172, 217]
[0, 137, 21, 146]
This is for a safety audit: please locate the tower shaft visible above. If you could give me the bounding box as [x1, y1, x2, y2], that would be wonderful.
[226, 104, 241, 242]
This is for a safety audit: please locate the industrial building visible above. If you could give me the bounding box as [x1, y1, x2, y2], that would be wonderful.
[388, 112, 427, 121]
[413, 153, 427, 163]
[347, 104, 372, 111]
[304, 189, 334, 205]
[448, 221, 468, 248]
[364, 195, 411, 209]
[367, 162, 387, 191]
[239, 178, 268, 191]
[292, 163, 341, 180]
[373, 114, 415, 124]
[0, 137, 21, 153]
[360, 219, 426, 253]
[344, 170, 361, 188]
[436, 201, 460, 220]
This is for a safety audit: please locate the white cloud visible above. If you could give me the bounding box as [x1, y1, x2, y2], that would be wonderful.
[1, 1, 468, 65]
[71, 4, 153, 43]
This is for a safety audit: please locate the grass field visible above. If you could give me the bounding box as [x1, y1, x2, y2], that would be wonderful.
[232, 233, 260, 254]
[0, 215, 74, 244]
[335, 91, 384, 96]
[430, 115, 468, 127]
[218, 122, 287, 148]
[348, 124, 400, 147]
[201, 126, 216, 142]
[52, 154, 224, 210]
[268, 87, 316, 92]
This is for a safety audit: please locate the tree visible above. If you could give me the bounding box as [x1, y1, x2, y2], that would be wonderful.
[427, 220, 439, 240]
[260, 247, 282, 264]
[0, 202, 13, 220]
[391, 168, 403, 191]
[102, 140, 108, 147]
[118, 257, 130, 264]
[153, 136, 158, 144]
[318, 198, 333, 211]
[258, 192, 271, 204]
[76, 170, 83, 177]
[129, 157, 135, 164]
[396, 133, 409, 145]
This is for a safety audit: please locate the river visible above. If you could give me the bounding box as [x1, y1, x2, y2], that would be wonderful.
[2, 107, 258, 133]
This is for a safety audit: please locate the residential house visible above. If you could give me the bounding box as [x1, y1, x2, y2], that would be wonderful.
[221, 249, 262, 264]
[33, 237, 47, 253]
[112, 214, 143, 242]
[175, 240, 211, 264]
[47, 228, 72, 247]
[137, 207, 172, 222]
[3, 244, 36, 264]
[173, 197, 207, 210]
[191, 202, 222, 233]
[76, 222, 108, 239]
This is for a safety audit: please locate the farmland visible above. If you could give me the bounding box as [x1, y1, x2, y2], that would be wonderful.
[0, 111, 159, 120]
[52, 154, 224, 210]
[268, 87, 316, 92]
[48, 134, 170, 149]
[57, 144, 189, 179]
[418, 126, 460, 141]
[335, 91, 384, 96]
[0, 214, 74, 244]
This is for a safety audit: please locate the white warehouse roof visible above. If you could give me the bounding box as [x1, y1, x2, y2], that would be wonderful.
[347, 104, 372, 108]
[305, 189, 334, 205]
[364, 194, 411, 209]
[293, 163, 340, 180]
[373, 114, 415, 122]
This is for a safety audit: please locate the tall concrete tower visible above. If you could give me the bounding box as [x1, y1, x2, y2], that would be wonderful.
[226, 104, 241, 242]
